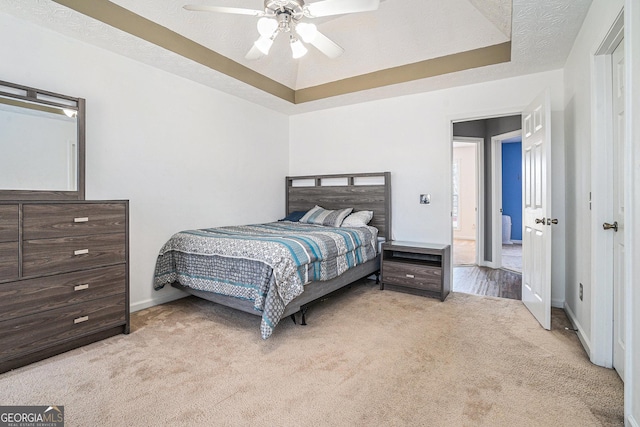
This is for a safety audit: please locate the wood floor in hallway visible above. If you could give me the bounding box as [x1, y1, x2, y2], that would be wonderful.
[453, 266, 522, 300]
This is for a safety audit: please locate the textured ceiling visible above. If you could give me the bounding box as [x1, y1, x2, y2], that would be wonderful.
[0, 0, 592, 114]
[106, 0, 509, 90]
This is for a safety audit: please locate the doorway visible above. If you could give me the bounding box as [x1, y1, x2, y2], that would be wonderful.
[452, 139, 481, 266]
[590, 11, 626, 377]
[451, 116, 523, 301]
[491, 131, 523, 273]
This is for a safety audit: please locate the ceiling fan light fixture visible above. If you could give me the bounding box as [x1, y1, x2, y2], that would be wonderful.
[185, 0, 378, 60]
[254, 36, 274, 55]
[257, 17, 278, 37]
[290, 36, 308, 58]
[295, 22, 317, 43]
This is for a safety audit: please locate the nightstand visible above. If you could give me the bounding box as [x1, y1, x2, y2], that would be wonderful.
[380, 241, 451, 301]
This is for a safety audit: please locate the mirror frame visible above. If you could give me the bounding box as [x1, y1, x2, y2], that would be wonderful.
[0, 80, 85, 201]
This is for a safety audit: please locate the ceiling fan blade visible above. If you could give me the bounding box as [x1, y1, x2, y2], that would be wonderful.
[183, 5, 265, 16]
[309, 30, 344, 59]
[245, 44, 265, 60]
[305, 0, 379, 18]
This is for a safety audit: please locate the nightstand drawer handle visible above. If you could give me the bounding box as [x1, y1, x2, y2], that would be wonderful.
[74, 284, 89, 291]
[74, 249, 89, 256]
[74, 316, 89, 324]
[405, 274, 415, 279]
[74, 217, 89, 223]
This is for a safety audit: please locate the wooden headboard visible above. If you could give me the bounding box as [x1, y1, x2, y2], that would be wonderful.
[285, 172, 392, 240]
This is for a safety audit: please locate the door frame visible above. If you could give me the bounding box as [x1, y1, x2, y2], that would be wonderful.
[590, 10, 624, 368]
[490, 129, 523, 269]
[452, 137, 484, 266]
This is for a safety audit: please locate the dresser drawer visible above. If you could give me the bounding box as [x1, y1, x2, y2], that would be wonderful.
[0, 205, 19, 243]
[0, 241, 19, 282]
[23, 203, 126, 239]
[23, 233, 126, 277]
[0, 293, 126, 362]
[0, 265, 126, 321]
[382, 261, 442, 292]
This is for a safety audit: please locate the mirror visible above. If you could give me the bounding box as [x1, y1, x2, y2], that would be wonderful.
[0, 80, 85, 201]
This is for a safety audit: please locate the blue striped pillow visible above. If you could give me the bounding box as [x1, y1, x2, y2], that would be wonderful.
[299, 205, 353, 227]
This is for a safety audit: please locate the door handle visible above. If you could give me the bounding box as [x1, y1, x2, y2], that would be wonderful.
[547, 218, 559, 225]
[535, 218, 546, 225]
[603, 221, 618, 232]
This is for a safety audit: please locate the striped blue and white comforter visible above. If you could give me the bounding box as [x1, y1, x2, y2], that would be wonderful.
[153, 222, 378, 338]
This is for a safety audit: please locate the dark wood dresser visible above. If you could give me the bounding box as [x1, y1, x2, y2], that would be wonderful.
[380, 241, 451, 301]
[0, 201, 129, 373]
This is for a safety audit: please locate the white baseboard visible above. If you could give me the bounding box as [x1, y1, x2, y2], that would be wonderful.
[510, 240, 522, 244]
[130, 292, 187, 313]
[551, 298, 564, 308]
[563, 301, 592, 357]
[627, 414, 639, 427]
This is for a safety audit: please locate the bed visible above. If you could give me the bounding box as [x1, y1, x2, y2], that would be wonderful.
[153, 172, 391, 338]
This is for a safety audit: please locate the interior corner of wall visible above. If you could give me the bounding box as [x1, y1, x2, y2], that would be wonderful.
[130, 292, 186, 313]
[563, 300, 592, 357]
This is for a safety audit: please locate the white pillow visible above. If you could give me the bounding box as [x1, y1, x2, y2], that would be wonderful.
[341, 210, 374, 227]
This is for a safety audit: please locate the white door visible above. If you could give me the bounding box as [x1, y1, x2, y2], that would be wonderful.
[522, 89, 552, 330]
[611, 39, 625, 379]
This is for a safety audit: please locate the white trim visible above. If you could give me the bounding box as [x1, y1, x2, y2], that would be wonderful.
[564, 300, 592, 358]
[130, 292, 186, 313]
[551, 298, 564, 309]
[491, 129, 523, 269]
[589, 9, 624, 368]
[452, 157, 461, 230]
[477, 140, 485, 266]
[624, 0, 638, 422]
[447, 108, 525, 124]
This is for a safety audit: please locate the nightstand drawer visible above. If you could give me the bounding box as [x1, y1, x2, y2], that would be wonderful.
[23, 233, 126, 277]
[0, 293, 126, 362]
[0, 265, 126, 322]
[23, 203, 126, 239]
[383, 261, 441, 292]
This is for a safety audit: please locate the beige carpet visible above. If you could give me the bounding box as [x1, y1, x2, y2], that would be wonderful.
[0, 281, 623, 426]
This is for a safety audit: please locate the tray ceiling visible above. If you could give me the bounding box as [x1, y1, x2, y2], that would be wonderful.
[0, 0, 592, 114]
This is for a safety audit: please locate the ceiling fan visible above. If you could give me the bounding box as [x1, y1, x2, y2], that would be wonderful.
[183, 0, 380, 60]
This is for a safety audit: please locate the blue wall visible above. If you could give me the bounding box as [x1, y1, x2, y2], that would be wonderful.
[502, 141, 522, 241]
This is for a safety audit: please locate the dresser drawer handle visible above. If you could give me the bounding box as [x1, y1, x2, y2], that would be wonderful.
[74, 249, 89, 256]
[74, 217, 89, 223]
[405, 274, 415, 279]
[74, 315, 89, 324]
[74, 284, 90, 291]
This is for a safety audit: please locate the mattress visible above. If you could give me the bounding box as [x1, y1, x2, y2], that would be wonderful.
[153, 222, 378, 338]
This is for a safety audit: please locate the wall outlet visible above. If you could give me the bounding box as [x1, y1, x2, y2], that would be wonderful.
[420, 194, 431, 204]
[579, 283, 583, 301]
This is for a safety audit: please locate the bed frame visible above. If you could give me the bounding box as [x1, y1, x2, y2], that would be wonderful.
[171, 171, 392, 326]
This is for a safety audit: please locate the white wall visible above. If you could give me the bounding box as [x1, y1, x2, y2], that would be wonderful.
[0, 12, 290, 311]
[290, 70, 565, 303]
